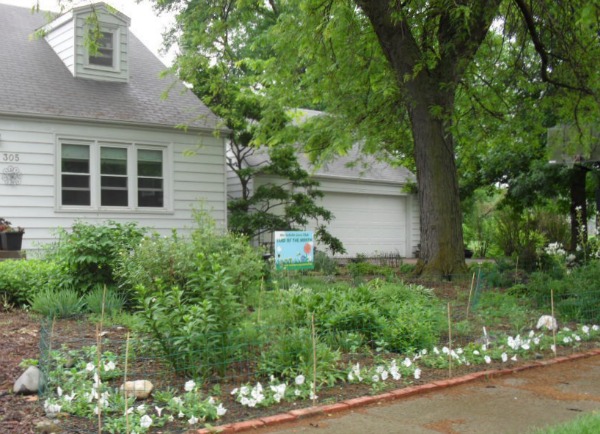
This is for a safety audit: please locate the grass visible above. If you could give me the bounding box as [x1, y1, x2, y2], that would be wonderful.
[530, 411, 600, 434]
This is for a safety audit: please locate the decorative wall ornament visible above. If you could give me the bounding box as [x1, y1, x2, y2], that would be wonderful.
[2, 166, 22, 185]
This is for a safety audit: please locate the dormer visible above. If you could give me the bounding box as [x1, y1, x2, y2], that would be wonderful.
[42, 2, 131, 83]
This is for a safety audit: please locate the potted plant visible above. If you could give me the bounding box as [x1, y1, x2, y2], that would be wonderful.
[0, 218, 25, 251]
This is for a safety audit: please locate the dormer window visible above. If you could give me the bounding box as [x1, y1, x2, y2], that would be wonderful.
[88, 31, 115, 68]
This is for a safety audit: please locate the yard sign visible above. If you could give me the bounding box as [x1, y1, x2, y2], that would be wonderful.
[274, 231, 314, 270]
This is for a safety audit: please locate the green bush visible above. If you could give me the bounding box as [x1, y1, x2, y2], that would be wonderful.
[0, 259, 63, 306]
[313, 251, 337, 275]
[119, 213, 266, 376]
[31, 288, 84, 318]
[47, 220, 146, 293]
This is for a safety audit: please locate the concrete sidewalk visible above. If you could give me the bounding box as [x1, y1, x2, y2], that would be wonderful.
[219, 352, 600, 434]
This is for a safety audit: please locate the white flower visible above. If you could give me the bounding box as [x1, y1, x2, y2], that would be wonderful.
[481, 344, 487, 352]
[442, 346, 449, 354]
[168, 415, 174, 422]
[230, 387, 238, 395]
[574, 335, 581, 342]
[188, 415, 198, 425]
[208, 396, 216, 405]
[184, 380, 196, 392]
[376, 365, 385, 374]
[593, 325, 599, 331]
[413, 368, 421, 380]
[381, 370, 389, 381]
[501, 353, 508, 363]
[294, 389, 301, 396]
[563, 336, 572, 344]
[371, 374, 379, 383]
[85, 362, 95, 372]
[402, 357, 412, 367]
[551, 344, 556, 352]
[154, 406, 163, 417]
[348, 372, 354, 381]
[216, 403, 227, 417]
[295, 375, 305, 386]
[44, 401, 62, 416]
[484, 355, 491, 364]
[433, 347, 440, 355]
[521, 343, 530, 350]
[178, 411, 185, 419]
[420, 349, 428, 355]
[140, 415, 153, 429]
[103, 361, 116, 372]
[136, 404, 146, 414]
[536, 315, 557, 331]
[172, 397, 183, 405]
[511, 355, 518, 362]
[239, 386, 250, 396]
[473, 350, 480, 356]
[582, 325, 590, 334]
[63, 392, 76, 403]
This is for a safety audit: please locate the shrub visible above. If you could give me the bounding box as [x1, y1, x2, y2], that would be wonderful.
[119, 212, 266, 376]
[47, 220, 146, 293]
[31, 288, 84, 318]
[0, 259, 63, 306]
[313, 251, 337, 275]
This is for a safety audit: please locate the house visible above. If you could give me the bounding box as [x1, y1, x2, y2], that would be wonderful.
[227, 113, 420, 258]
[0, 2, 228, 251]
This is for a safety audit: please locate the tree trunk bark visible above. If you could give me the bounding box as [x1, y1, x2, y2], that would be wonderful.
[408, 93, 467, 276]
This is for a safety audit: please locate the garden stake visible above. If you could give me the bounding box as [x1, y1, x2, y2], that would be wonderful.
[96, 324, 103, 434]
[124, 332, 131, 434]
[551, 289, 557, 357]
[312, 313, 317, 406]
[447, 303, 452, 378]
[466, 272, 475, 319]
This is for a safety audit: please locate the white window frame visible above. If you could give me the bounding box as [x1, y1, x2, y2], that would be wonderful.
[85, 26, 120, 72]
[56, 139, 172, 213]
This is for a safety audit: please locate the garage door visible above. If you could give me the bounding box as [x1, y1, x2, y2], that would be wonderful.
[315, 192, 407, 257]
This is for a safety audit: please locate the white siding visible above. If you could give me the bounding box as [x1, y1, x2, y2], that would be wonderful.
[44, 19, 75, 75]
[0, 116, 227, 251]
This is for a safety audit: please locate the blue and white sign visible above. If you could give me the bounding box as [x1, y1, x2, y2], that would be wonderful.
[274, 231, 314, 270]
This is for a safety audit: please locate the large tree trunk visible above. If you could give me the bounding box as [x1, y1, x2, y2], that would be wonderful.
[409, 95, 467, 276]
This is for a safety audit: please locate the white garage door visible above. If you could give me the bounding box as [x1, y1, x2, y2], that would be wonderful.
[316, 192, 407, 257]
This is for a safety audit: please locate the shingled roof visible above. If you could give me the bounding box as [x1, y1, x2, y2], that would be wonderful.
[0, 3, 222, 131]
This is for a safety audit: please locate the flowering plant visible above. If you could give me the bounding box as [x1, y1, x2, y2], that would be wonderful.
[0, 217, 24, 233]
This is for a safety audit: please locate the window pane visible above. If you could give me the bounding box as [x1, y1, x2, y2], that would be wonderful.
[138, 189, 163, 208]
[62, 144, 89, 173]
[138, 178, 163, 189]
[138, 150, 163, 176]
[101, 147, 127, 175]
[101, 176, 127, 188]
[102, 189, 128, 206]
[61, 175, 90, 206]
[89, 31, 114, 67]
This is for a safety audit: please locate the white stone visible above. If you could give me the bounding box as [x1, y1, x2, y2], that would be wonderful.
[13, 366, 41, 395]
[120, 380, 154, 400]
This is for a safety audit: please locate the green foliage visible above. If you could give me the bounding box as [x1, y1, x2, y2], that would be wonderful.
[47, 220, 146, 293]
[259, 327, 342, 385]
[347, 262, 393, 280]
[529, 411, 600, 434]
[83, 285, 126, 316]
[31, 288, 84, 318]
[313, 251, 337, 275]
[118, 213, 266, 376]
[275, 280, 445, 354]
[0, 259, 62, 306]
[527, 262, 600, 323]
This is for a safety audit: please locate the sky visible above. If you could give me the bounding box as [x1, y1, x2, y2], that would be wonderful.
[0, 0, 176, 65]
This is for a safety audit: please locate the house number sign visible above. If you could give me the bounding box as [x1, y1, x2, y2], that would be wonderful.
[2, 153, 19, 162]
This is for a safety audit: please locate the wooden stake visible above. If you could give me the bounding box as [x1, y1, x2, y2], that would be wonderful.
[311, 313, 317, 406]
[466, 272, 475, 319]
[448, 303, 452, 378]
[551, 289, 557, 357]
[124, 332, 131, 434]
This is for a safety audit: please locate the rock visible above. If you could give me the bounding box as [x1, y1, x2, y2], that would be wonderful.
[121, 380, 154, 399]
[35, 419, 62, 433]
[13, 366, 41, 395]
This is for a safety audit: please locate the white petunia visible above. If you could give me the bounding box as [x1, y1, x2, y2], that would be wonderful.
[371, 374, 379, 383]
[140, 415, 153, 429]
[381, 370, 389, 381]
[484, 355, 491, 364]
[86, 362, 95, 372]
[216, 403, 227, 417]
[501, 353, 508, 363]
[57, 386, 63, 397]
[511, 355, 518, 362]
[295, 375, 305, 385]
[104, 361, 116, 372]
[230, 388, 239, 395]
[188, 415, 198, 425]
[413, 368, 421, 380]
[582, 325, 590, 334]
[402, 357, 412, 367]
[136, 404, 146, 414]
[155, 406, 163, 417]
[184, 380, 196, 392]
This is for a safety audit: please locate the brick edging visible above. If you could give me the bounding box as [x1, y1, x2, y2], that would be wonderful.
[194, 349, 600, 434]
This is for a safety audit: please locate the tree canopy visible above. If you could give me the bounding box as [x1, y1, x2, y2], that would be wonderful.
[46, 0, 600, 274]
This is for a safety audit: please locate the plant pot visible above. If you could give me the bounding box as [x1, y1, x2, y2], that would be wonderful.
[0, 232, 23, 251]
